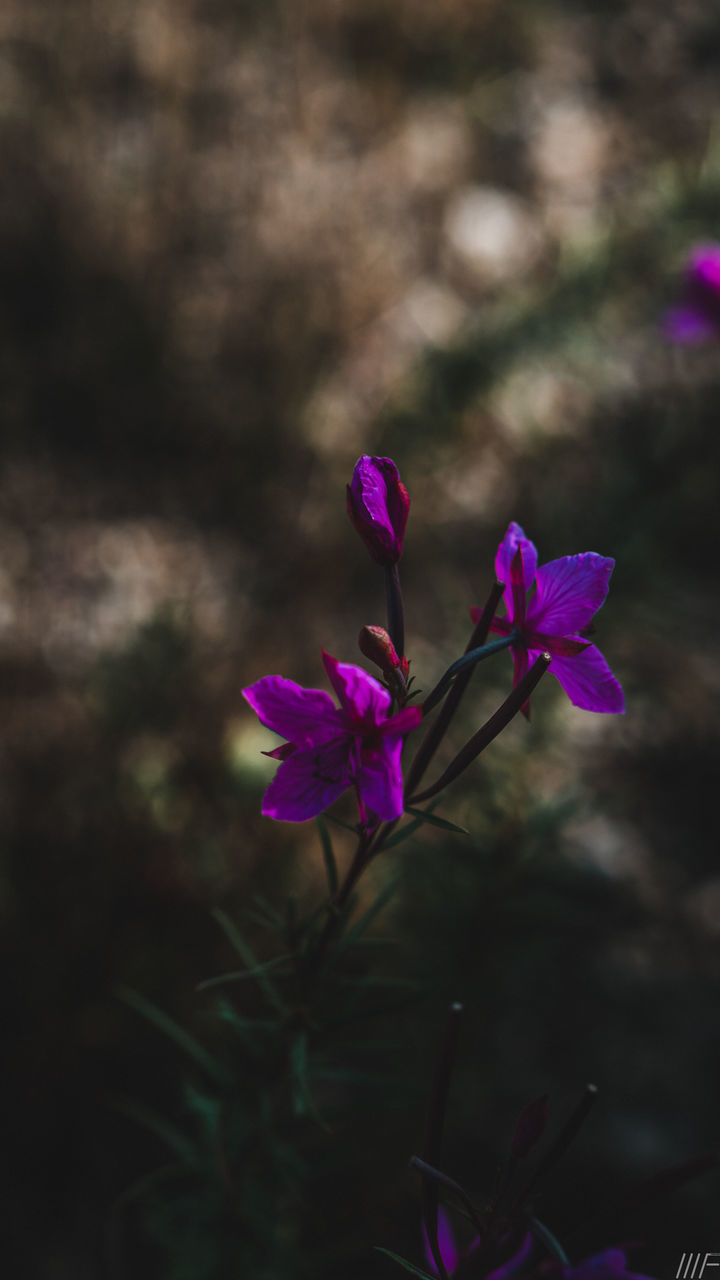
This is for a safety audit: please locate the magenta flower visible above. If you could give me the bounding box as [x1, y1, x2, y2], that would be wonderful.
[562, 1249, 655, 1280]
[664, 244, 720, 343]
[423, 1211, 530, 1279]
[347, 456, 410, 565]
[471, 523, 624, 715]
[242, 652, 422, 823]
[422, 1207, 461, 1277]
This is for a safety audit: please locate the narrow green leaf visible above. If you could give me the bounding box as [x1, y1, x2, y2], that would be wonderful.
[341, 876, 401, 949]
[381, 798, 448, 849]
[374, 1247, 436, 1279]
[207, 998, 277, 1037]
[111, 1161, 185, 1212]
[290, 1032, 329, 1129]
[529, 1216, 570, 1265]
[381, 815, 427, 850]
[325, 814, 359, 833]
[115, 985, 228, 1084]
[290, 1031, 310, 1118]
[196, 954, 293, 992]
[404, 806, 468, 835]
[108, 1093, 197, 1165]
[252, 891, 284, 925]
[183, 1083, 222, 1139]
[316, 816, 338, 895]
[211, 909, 289, 1015]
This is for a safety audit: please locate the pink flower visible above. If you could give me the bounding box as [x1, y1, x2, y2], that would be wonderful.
[422, 1207, 462, 1277]
[562, 1249, 655, 1280]
[242, 652, 422, 823]
[664, 244, 720, 343]
[347, 456, 410, 566]
[423, 1211, 529, 1279]
[471, 523, 624, 715]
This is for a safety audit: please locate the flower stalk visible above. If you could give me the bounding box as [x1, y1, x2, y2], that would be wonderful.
[421, 631, 517, 716]
[408, 652, 551, 805]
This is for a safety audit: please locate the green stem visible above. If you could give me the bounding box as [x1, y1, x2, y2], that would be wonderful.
[402, 581, 504, 812]
[422, 631, 516, 716]
[385, 562, 405, 660]
[422, 1004, 464, 1280]
[408, 652, 551, 805]
[307, 828, 374, 973]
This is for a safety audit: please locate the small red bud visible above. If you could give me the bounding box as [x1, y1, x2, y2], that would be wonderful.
[359, 626, 409, 703]
[359, 625, 401, 671]
[511, 1093, 549, 1159]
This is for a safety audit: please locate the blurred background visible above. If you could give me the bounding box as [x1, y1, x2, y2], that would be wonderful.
[2, 0, 720, 1276]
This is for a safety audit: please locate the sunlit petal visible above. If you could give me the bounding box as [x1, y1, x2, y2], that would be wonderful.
[529, 553, 614, 636]
[548, 644, 625, 714]
[243, 676, 343, 747]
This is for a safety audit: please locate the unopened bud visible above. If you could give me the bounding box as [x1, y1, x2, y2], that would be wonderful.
[359, 625, 401, 669]
[511, 1093, 549, 1159]
[347, 456, 410, 566]
[359, 625, 409, 700]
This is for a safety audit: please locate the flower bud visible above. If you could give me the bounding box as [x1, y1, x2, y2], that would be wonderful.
[346, 455, 410, 566]
[511, 1093, 549, 1159]
[359, 625, 401, 671]
[358, 625, 410, 701]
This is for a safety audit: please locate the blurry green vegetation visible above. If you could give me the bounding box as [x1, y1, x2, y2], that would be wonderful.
[2, 0, 720, 1276]
[90, 610, 192, 737]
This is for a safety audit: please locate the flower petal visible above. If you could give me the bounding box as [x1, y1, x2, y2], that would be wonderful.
[422, 1207, 459, 1278]
[356, 736, 405, 821]
[495, 523, 537, 621]
[687, 244, 720, 293]
[261, 740, 351, 821]
[511, 643, 529, 689]
[528, 553, 614, 636]
[243, 676, 343, 747]
[347, 455, 410, 564]
[564, 1249, 655, 1280]
[321, 651, 391, 725]
[486, 1232, 534, 1280]
[663, 304, 719, 343]
[381, 705, 423, 737]
[545, 644, 625, 713]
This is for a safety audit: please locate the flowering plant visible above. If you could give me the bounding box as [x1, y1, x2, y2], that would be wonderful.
[244, 459, 624, 850]
[120, 453, 711, 1280]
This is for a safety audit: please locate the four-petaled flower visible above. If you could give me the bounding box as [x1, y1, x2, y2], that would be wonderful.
[664, 244, 720, 343]
[347, 455, 410, 566]
[242, 652, 422, 823]
[472, 522, 624, 715]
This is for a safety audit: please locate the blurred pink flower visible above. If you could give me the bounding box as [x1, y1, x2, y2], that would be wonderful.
[664, 244, 720, 343]
[561, 1249, 655, 1280]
